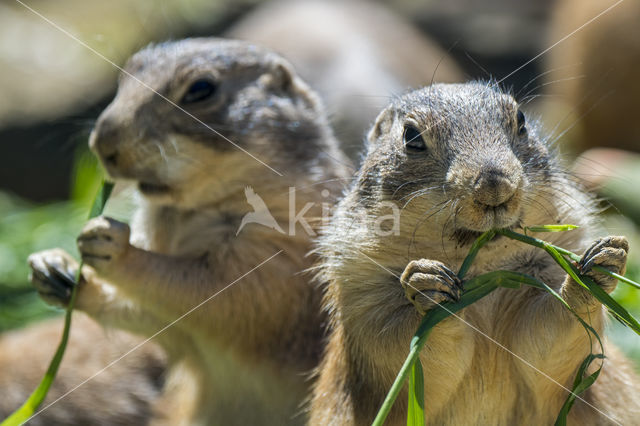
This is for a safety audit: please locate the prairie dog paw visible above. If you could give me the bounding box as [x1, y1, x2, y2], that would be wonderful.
[28, 248, 78, 307]
[579, 236, 628, 293]
[400, 259, 462, 315]
[77, 216, 131, 275]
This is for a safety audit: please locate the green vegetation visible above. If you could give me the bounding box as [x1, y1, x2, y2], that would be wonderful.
[373, 225, 640, 426]
[1, 181, 113, 426]
[0, 147, 101, 332]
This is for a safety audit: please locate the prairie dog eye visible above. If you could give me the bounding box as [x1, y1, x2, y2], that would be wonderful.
[181, 79, 217, 104]
[516, 110, 526, 135]
[403, 125, 427, 151]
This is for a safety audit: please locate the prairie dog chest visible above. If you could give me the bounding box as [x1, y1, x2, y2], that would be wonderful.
[131, 205, 240, 257]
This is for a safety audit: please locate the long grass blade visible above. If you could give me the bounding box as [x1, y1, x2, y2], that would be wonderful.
[407, 359, 425, 426]
[524, 224, 579, 233]
[1, 181, 114, 426]
[554, 353, 604, 426]
[497, 229, 640, 333]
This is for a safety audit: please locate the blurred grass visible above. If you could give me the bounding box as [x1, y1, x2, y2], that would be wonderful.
[0, 193, 82, 331]
[0, 146, 101, 332]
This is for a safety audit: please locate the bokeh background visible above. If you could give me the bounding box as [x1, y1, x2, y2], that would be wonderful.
[1, 0, 640, 362]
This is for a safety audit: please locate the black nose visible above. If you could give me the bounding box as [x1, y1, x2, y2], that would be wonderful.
[89, 116, 120, 167]
[473, 167, 518, 208]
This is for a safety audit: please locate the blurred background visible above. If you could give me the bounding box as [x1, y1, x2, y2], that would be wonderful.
[1, 0, 640, 361]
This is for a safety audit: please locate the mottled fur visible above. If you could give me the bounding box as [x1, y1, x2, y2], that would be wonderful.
[311, 82, 640, 425]
[29, 38, 350, 425]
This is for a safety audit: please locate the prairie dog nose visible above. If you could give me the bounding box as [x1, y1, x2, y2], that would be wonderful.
[89, 116, 120, 166]
[473, 167, 519, 207]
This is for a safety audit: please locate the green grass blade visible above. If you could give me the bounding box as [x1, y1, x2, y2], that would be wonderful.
[1, 181, 114, 426]
[88, 182, 114, 219]
[457, 230, 496, 278]
[597, 268, 640, 290]
[554, 354, 604, 426]
[498, 228, 640, 290]
[407, 359, 425, 426]
[498, 229, 640, 334]
[525, 224, 579, 233]
[571, 265, 640, 333]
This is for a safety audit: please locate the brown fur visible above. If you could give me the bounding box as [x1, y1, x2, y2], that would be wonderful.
[0, 314, 165, 425]
[311, 82, 640, 425]
[546, 0, 640, 152]
[28, 38, 350, 425]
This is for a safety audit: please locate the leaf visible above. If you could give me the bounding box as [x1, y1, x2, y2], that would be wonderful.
[574, 267, 640, 334]
[457, 230, 496, 278]
[407, 359, 425, 426]
[525, 224, 579, 233]
[554, 353, 604, 426]
[1, 181, 114, 426]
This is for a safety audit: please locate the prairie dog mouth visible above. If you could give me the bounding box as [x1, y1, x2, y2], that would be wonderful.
[138, 182, 171, 195]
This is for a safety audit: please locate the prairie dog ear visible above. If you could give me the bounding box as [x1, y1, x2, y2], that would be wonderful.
[367, 105, 396, 143]
[260, 60, 296, 92]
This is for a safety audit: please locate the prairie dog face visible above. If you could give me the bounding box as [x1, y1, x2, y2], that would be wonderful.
[362, 82, 554, 244]
[89, 38, 329, 208]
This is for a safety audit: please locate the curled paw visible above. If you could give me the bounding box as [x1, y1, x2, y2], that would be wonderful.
[579, 236, 628, 293]
[77, 216, 131, 275]
[400, 259, 462, 315]
[28, 248, 78, 307]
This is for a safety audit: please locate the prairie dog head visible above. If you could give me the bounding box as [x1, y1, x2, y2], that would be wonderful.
[360, 82, 557, 246]
[89, 38, 334, 208]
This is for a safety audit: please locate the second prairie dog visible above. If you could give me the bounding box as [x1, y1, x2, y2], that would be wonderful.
[227, 0, 463, 161]
[28, 38, 350, 425]
[311, 82, 640, 425]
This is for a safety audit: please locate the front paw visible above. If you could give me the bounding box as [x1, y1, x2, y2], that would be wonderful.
[400, 259, 462, 315]
[77, 216, 131, 275]
[579, 236, 628, 293]
[28, 248, 78, 308]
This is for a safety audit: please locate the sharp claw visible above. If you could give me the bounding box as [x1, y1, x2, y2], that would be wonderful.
[49, 265, 77, 287]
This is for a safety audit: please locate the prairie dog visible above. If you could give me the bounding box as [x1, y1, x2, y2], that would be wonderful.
[28, 38, 350, 425]
[227, 0, 463, 161]
[311, 82, 640, 425]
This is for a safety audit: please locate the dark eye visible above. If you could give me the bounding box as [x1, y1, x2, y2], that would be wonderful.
[403, 125, 426, 151]
[181, 79, 217, 104]
[517, 110, 526, 135]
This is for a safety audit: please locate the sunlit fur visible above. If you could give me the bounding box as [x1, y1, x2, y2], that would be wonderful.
[311, 82, 640, 425]
[31, 38, 350, 425]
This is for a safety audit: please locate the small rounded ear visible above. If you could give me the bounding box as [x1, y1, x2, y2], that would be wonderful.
[367, 105, 396, 143]
[261, 60, 295, 93]
[274, 62, 295, 91]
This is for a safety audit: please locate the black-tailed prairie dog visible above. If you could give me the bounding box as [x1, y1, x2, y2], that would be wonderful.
[28, 38, 350, 425]
[311, 82, 640, 425]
